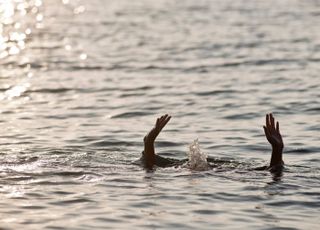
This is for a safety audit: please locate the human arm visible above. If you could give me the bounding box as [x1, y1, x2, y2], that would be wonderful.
[263, 113, 284, 168]
[143, 114, 171, 169]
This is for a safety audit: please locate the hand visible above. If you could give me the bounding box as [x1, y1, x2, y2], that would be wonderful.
[144, 114, 171, 144]
[263, 113, 284, 150]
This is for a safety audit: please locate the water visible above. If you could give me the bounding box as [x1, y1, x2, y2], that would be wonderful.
[0, 0, 319, 229]
[187, 139, 209, 171]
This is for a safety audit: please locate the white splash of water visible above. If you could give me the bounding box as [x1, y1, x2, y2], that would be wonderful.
[187, 139, 209, 171]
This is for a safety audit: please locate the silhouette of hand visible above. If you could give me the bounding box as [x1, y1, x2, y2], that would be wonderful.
[263, 113, 284, 150]
[144, 114, 171, 144]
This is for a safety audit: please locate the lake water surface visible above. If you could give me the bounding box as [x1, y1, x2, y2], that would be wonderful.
[0, 0, 319, 229]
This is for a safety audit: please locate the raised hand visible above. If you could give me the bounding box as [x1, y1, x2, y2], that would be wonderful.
[144, 114, 171, 144]
[143, 114, 171, 169]
[263, 113, 284, 168]
[263, 113, 284, 150]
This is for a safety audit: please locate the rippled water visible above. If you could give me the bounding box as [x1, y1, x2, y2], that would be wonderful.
[0, 0, 319, 229]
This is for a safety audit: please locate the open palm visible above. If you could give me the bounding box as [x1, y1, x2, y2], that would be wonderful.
[263, 113, 283, 149]
[144, 114, 171, 144]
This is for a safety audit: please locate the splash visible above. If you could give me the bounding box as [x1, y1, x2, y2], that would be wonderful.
[187, 139, 209, 171]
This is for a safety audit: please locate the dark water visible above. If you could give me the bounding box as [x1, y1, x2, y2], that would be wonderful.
[0, 0, 319, 229]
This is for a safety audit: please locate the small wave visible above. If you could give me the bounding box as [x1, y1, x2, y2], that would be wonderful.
[26, 88, 75, 94]
[142, 65, 184, 71]
[195, 89, 236, 96]
[0, 156, 39, 170]
[51, 171, 85, 177]
[20, 205, 46, 210]
[305, 107, 320, 113]
[69, 65, 105, 71]
[119, 93, 145, 98]
[89, 140, 138, 147]
[192, 209, 221, 215]
[224, 112, 260, 120]
[265, 200, 320, 208]
[285, 148, 320, 154]
[111, 111, 153, 118]
[49, 198, 94, 205]
[123, 86, 154, 91]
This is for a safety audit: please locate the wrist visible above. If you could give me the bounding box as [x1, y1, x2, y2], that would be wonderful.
[144, 135, 155, 144]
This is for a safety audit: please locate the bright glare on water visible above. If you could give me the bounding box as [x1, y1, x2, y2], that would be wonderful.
[0, 0, 319, 229]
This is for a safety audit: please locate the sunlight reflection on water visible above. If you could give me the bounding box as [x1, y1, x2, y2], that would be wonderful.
[0, 0, 42, 60]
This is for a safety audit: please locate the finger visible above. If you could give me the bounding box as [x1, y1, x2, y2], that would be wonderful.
[160, 114, 168, 123]
[264, 127, 273, 144]
[263, 126, 270, 138]
[266, 114, 270, 129]
[164, 115, 171, 125]
[276, 121, 280, 133]
[263, 126, 271, 142]
[163, 114, 169, 121]
[270, 113, 275, 130]
[160, 115, 171, 128]
[157, 114, 166, 126]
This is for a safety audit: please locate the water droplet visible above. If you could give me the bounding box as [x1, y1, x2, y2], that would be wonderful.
[25, 28, 32, 35]
[36, 14, 43, 22]
[14, 23, 21, 29]
[65, 45, 72, 51]
[74, 6, 86, 14]
[8, 46, 20, 55]
[35, 0, 42, 7]
[187, 139, 208, 171]
[80, 53, 87, 60]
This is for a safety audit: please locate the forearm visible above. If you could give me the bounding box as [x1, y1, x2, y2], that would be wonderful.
[142, 114, 171, 169]
[269, 146, 284, 167]
[143, 141, 156, 169]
